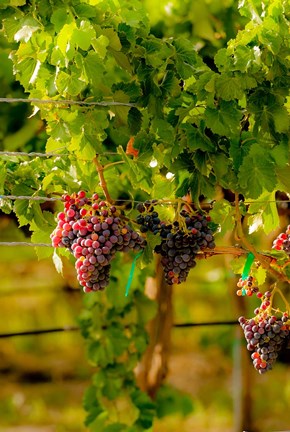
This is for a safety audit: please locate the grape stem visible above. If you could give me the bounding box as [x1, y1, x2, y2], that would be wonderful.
[275, 287, 290, 312]
[93, 155, 113, 204]
[103, 161, 125, 170]
[234, 193, 290, 284]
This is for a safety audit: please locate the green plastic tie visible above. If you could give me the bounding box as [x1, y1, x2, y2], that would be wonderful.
[125, 251, 143, 297]
[241, 252, 255, 280]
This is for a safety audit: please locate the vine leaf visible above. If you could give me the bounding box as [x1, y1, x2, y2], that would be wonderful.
[238, 144, 276, 198]
[247, 191, 280, 235]
[52, 249, 63, 275]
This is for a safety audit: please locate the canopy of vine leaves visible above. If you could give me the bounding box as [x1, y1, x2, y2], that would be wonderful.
[0, 0, 289, 431]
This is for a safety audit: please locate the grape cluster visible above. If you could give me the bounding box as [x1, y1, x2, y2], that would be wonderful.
[272, 225, 290, 254]
[51, 191, 146, 292]
[239, 313, 290, 373]
[136, 202, 215, 285]
[236, 276, 262, 298]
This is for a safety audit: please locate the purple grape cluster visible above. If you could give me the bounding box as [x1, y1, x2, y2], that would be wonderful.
[136, 202, 215, 285]
[239, 314, 290, 373]
[51, 192, 146, 292]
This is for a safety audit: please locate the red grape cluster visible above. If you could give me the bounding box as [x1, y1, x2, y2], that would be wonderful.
[239, 313, 290, 373]
[51, 191, 146, 292]
[236, 276, 262, 298]
[272, 225, 290, 254]
[136, 202, 215, 285]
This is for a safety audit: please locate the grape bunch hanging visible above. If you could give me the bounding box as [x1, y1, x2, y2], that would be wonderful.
[236, 276, 290, 373]
[239, 309, 289, 374]
[51, 191, 146, 292]
[136, 200, 215, 285]
[51, 194, 216, 291]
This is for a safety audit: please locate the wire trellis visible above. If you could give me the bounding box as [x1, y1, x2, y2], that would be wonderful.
[0, 97, 137, 108]
[0, 321, 240, 338]
[0, 193, 289, 206]
[0, 150, 120, 158]
[0, 242, 52, 247]
[0, 194, 61, 202]
[0, 242, 249, 258]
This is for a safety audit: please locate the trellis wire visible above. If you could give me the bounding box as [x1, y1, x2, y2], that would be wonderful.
[0, 150, 120, 157]
[0, 321, 240, 338]
[0, 151, 68, 158]
[0, 242, 248, 257]
[0, 97, 136, 107]
[0, 242, 52, 247]
[0, 194, 61, 201]
[0, 194, 289, 206]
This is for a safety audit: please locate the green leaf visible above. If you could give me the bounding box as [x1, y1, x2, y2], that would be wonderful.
[117, 146, 153, 193]
[82, 51, 105, 90]
[72, 20, 96, 51]
[230, 256, 246, 277]
[151, 118, 174, 143]
[173, 37, 206, 79]
[271, 139, 289, 167]
[100, 28, 122, 51]
[247, 191, 280, 235]
[13, 199, 33, 227]
[0, 162, 6, 194]
[14, 17, 40, 42]
[51, 8, 73, 33]
[74, 3, 98, 18]
[156, 385, 194, 418]
[238, 144, 277, 198]
[214, 48, 232, 72]
[57, 22, 76, 59]
[212, 153, 236, 189]
[205, 101, 242, 137]
[215, 74, 244, 101]
[83, 385, 99, 410]
[87, 339, 114, 367]
[253, 266, 267, 286]
[131, 389, 156, 430]
[32, 228, 53, 260]
[210, 200, 235, 237]
[128, 107, 142, 135]
[111, 50, 133, 73]
[183, 124, 215, 152]
[55, 70, 86, 96]
[276, 165, 290, 191]
[104, 424, 128, 432]
[271, 106, 289, 133]
[92, 35, 109, 59]
[106, 326, 129, 357]
[232, 46, 255, 72]
[152, 174, 175, 200]
[173, 37, 201, 66]
[52, 249, 63, 275]
[14, 57, 38, 88]
[83, 386, 105, 426]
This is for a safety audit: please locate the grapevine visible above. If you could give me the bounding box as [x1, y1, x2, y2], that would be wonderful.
[1, 0, 290, 428]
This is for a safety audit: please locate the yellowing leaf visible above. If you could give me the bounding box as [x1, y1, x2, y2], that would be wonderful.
[53, 249, 63, 275]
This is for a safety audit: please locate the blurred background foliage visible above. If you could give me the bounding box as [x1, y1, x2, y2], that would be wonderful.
[0, 0, 289, 431]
